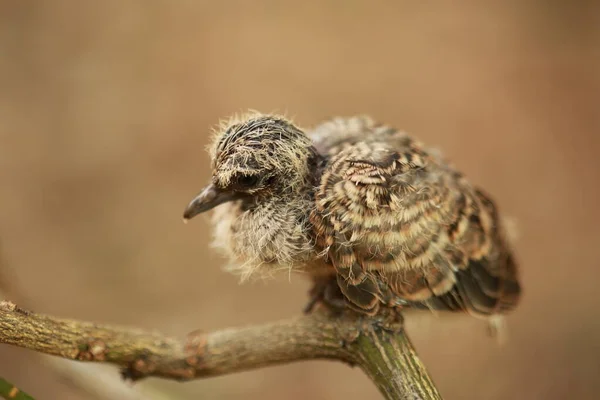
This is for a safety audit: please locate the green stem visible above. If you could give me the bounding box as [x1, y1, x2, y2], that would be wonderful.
[0, 377, 35, 400]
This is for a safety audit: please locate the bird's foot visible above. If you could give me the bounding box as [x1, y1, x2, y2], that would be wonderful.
[304, 278, 346, 315]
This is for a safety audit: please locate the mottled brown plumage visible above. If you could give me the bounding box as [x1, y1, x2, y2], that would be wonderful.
[183, 112, 521, 318]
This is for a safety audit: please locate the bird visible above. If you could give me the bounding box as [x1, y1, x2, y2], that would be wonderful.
[183, 112, 521, 319]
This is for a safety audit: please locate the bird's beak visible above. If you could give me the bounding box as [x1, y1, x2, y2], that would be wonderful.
[183, 183, 237, 222]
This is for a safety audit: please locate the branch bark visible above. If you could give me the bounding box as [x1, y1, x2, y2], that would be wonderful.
[0, 300, 441, 399]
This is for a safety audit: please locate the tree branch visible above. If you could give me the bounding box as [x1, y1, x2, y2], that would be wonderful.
[0, 300, 442, 399]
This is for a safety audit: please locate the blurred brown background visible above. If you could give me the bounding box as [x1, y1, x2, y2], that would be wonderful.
[1, 1, 599, 399]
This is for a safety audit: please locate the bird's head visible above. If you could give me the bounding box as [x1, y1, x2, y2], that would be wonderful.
[183, 113, 317, 222]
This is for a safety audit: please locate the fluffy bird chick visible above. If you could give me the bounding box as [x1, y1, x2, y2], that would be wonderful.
[183, 113, 521, 317]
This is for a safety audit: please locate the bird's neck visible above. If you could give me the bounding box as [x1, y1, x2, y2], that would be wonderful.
[211, 182, 316, 280]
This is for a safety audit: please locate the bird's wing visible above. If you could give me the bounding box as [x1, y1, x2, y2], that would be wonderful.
[309, 117, 521, 316]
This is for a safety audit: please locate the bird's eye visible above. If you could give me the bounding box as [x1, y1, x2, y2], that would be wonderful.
[237, 175, 259, 188]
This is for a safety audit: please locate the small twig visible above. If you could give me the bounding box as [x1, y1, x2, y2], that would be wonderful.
[0, 300, 441, 399]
